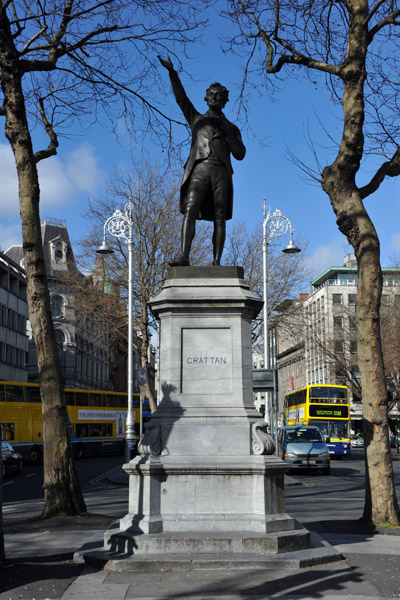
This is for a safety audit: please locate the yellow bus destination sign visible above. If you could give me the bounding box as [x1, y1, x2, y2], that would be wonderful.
[309, 405, 349, 419]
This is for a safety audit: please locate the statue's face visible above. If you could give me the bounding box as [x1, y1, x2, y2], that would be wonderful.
[205, 87, 227, 110]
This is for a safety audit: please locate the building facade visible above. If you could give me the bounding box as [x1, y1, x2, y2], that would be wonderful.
[7, 219, 115, 390]
[276, 254, 400, 435]
[0, 252, 29, 382]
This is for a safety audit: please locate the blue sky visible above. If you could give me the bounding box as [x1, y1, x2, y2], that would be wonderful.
[1, 7, 399, 283]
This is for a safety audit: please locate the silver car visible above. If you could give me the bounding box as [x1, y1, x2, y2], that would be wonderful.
[351, 436, 364, 448]
[277, 425, 331, 475]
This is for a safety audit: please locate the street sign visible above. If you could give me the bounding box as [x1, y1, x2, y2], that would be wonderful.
[252, 368, 277, 392]
[139, 367, 147, 387]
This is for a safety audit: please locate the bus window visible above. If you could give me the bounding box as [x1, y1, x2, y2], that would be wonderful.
[105, 423, 113, 436]
[106, 394, 119, 407]
[76, 424, 88, 437]
[76, 392, 88, 406]
[0, 422, 15, 441]
[0, 384, 5, 402]
[26, 387, 41, 403]
[89, 424, 102, 437]
[5, 385, 24, 402]
[89, 393, 102, 407]
[65, 391, 75, 405]
[118, 396, 128, 408]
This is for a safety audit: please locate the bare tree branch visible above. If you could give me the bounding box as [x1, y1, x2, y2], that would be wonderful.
[360, 147, 400, 199]
[34, 96, 59, 163]
[368, 9, 400, 41]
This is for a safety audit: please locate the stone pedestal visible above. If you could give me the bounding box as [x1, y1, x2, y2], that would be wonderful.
[99, 266, 326, 565]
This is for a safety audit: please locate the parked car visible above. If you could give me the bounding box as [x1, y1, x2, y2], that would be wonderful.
[277, 425, 331, 475]
[350, 436, 364, 448]
[1, 441, 23, 478]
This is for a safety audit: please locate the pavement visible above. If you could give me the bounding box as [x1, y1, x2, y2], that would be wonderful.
[1, 470, 400, 600]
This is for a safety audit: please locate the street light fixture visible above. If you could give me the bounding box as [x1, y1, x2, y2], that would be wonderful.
[96, 201, 137, 463]
[262, 198, 300, 433]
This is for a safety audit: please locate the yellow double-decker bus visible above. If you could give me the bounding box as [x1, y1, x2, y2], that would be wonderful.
[0, 380, 141, 462]
[283, 384, 351, 457]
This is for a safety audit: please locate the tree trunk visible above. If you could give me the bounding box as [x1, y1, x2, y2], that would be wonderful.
[0, 18, 86, 518]
[320, 0, 399, 526]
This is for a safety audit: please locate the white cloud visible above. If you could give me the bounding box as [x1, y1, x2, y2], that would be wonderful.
[37, 155, 74, 208]
[65, 143, 104, 193]
[390, 232, 400, 252]
[0, 221, 22, 253]
[305, 238, 350, 280]
[0, 144, 19, 217]
[0, 142, 103, 217]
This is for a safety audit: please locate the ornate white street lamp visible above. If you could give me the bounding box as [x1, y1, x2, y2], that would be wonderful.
[262, 198, 300, 433]
[96, 201, 136, 463]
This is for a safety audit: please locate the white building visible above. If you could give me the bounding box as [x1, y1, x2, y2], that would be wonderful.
[0, 252, 29, 382]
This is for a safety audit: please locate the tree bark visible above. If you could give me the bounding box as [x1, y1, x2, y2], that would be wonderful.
[321, 0, 399, 525]
[0, 13, 86, 518]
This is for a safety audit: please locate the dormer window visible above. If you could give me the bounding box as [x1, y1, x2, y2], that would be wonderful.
[50, 238, 67, 269]
[55, 242, 63, 261]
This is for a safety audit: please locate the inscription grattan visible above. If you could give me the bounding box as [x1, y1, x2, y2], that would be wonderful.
[181, 327, 233, 394]
[186, 356, 227, 365]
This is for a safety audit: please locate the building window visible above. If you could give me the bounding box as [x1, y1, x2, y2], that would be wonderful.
[335, 340, 344, 354]
[332, 293, 343, 305]
[51, 294, 64, 318]
[348, 293, 356, 305]
[334, 316, 343, 328]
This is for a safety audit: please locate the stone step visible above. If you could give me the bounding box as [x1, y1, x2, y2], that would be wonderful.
[104, 528, 311, 555]
[76, 532, 341, 571]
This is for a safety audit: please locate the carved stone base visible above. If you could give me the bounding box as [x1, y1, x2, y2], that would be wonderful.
[119, 455, 293, 535]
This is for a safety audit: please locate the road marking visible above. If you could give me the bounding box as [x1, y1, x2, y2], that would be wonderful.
[2, 481, 14, 486]
[89, 465, 124, 487]
[287, 496, 365, 500]
[24, 473, 36, 478]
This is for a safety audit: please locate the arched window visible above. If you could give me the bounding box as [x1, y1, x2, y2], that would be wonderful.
[51, 295, 63, 318]
[55, 329, 65, 346]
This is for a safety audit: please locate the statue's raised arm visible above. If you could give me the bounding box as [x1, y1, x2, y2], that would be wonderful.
[158, 55, 195, 120]
[159, 57, 246, 268]
[158, 55, 175, 73]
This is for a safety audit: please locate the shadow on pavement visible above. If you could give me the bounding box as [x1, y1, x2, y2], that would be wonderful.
[300, 518, 400, 536]
[0, 551, 84, 599]
[103, 562, 372, 599]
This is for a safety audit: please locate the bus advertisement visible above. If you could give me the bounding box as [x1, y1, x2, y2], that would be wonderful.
[283, 384, 351, 457]
[0, 380, 147, 462]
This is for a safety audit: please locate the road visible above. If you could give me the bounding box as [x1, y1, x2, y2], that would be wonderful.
[2, 448, 400, 526]
[2, 455, 129, 525]
[286, 448, 400, 525]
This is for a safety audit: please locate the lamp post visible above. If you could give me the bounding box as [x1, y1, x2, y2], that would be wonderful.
[262, 198, 300, 433]
[96, 201, 136, 463]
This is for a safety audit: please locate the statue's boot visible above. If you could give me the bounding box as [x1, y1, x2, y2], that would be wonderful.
[169, 216, 195, 267]
[212, 220, 226, 266]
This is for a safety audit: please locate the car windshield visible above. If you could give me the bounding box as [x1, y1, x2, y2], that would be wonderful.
[284, 428, 323, 443]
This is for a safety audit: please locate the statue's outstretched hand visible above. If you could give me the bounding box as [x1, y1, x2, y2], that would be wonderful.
[158, 55, 174, 72]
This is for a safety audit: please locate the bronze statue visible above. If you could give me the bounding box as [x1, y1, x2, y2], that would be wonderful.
[159, 56, 246, 266]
